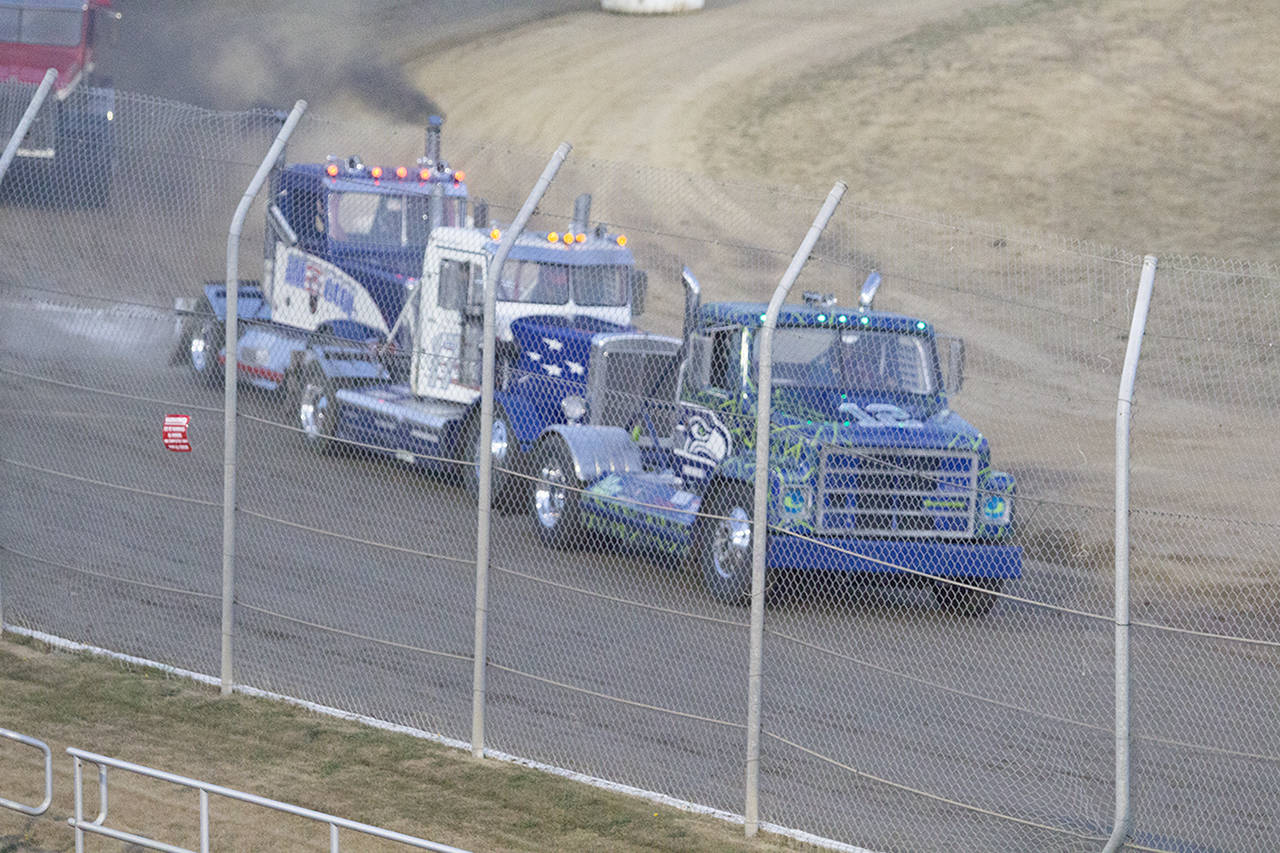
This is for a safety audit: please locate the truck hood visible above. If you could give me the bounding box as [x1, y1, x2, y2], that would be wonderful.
[771, 386, 988, 454]
[1, 45, 85, 93]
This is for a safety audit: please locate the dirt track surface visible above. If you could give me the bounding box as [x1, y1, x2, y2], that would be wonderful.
[403, 0, 1279, 261]
[110, 0, 1279, 262]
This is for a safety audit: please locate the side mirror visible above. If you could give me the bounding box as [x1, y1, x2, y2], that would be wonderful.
[945, 337, 965, 394]
[268, 204, 299, 247]
[687, 334, 713, 391]
[629, 269, 647, 317]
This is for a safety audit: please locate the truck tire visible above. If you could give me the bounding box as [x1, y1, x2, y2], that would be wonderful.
[297, 365, 338, 454]
[531, 435, 584, 550]
[462, 404, 522, 513]
[932, 577, 1003, 618]
[693, 480, 759, 605]
[188, 318, 224, 386]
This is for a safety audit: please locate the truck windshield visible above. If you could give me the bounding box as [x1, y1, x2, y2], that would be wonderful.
[497, 262, 628, 307]
[765, 327, 937, 395]
[328, 191, 464, 246]
[0, 7, 83, 47]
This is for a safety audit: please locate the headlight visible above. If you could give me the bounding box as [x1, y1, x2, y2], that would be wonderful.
[777, 484, 812, 522]
[981, 493, 1012, 525]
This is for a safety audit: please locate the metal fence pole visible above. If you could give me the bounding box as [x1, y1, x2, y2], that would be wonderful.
[472, 142, 573, 757]
[220, 100, 307, 695]
[0, 68, 57, 185]
[1, 70, 65, 634]
[745, 181, 847, 836]
[1102, 253, 1157, 853]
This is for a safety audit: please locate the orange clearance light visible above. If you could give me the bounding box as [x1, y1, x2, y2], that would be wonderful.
[453, 170, 465, 183]
[575, 232, 586, 243]
[490, 228, 501, 240]
[418, 167, 431, 181]
[370, 166, 383, 179]
[395, 166, 408, 179]
[616, 235, 628, 247]
[325, 163, 340, 177]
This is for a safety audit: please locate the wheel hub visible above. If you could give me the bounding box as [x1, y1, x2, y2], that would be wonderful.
[712, 506, 752, 581]
[534, 460, 567, 529]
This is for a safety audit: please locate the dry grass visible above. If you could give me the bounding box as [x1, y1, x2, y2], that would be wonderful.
[0, 636, 823, 853]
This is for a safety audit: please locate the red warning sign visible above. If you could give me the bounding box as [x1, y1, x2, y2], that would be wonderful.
[163, 414, 191, 452]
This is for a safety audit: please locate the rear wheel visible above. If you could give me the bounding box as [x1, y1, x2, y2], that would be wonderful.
[693, 480, 761, 604]
[531, 436, 584, 550]
[188, 318, 224, 386]
[932, 577, 1004, 617]
[297, 365, 338, 453]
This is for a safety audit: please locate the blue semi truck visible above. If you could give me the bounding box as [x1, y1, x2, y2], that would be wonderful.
[175, 119, 649, 492]
[513, 268, 1021, 615]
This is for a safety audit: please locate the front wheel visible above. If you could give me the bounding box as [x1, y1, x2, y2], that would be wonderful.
[531, 436, 584, 550]
[188, 318, 224, 386]
[462, 404, 522, 512]
[932, 577, 1004, 617]
[297, 365, 338, 453]
[693, 481, 762, 605]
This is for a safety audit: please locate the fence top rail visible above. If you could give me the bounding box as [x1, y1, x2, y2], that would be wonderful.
[0, 727, 53, 816]
[66, 747, 470, 853]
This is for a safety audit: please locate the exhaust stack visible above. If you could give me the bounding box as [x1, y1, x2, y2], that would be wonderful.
[858, 271, 882, 311]
[424, 115, 443, 164]
[681, 266, 702, 342]
[570, 193, 592, 234]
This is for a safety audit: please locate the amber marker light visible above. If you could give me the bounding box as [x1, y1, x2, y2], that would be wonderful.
[453, 170, 466, 182]
[325, 163, 340, 177]
[395, 166, 408, 179]
[616, 235, 628, 246]
[490, 228, 501, 240]
[418, 167, 431, 181]
[575, 233, 586, 243]
[548, 232, 560, 243]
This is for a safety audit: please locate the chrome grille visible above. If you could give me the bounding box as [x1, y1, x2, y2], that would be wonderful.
[817, 446, 979, 537]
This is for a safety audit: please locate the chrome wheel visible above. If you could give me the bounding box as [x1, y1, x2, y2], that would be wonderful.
[297, 367, 336, 452]
[710, 505, 752, 582]
[534, 454, 569, 530]
[531, 438, 582, 549]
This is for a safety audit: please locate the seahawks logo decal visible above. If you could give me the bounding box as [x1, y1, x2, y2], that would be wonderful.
[674, 408, 731, 479]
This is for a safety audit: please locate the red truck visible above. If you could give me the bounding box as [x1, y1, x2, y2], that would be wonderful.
[1, 0, 118, 205]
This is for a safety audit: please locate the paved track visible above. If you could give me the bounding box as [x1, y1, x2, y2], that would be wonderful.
[3, 296, 1273, 852]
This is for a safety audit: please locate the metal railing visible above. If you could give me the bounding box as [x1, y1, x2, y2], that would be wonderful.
[0, 727, 52, 816]
[66, 747, 469, 853]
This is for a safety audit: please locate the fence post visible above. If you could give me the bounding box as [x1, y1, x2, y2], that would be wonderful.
[744, 181, 847, 836]
[220, 100, 308, 696]
[1102, 253, 1157, 853]
[0, 68, 57, 185]
[472, 142, 573, 757]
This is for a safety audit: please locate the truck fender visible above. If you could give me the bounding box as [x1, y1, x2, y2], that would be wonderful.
[538, 425, 644, 484]
[199, 281, 269, 323]
[493, 388, 558, 452]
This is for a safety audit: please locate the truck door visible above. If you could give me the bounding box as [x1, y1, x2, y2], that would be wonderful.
[672, 326, 742, 485]
[412, 248, 486, 402]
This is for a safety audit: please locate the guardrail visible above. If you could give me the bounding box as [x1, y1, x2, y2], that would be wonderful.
[0, 727, 53, 816]
[58, 745, 468, 853]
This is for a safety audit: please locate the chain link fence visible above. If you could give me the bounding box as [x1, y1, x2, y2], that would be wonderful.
[2, 81, 1277, 852]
